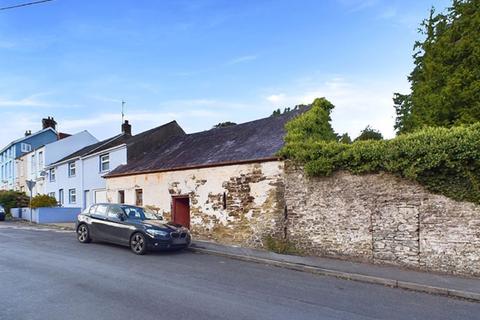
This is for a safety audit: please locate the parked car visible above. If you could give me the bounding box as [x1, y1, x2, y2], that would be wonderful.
[76, 203, 191, 255]
[0, 205, 5, 221]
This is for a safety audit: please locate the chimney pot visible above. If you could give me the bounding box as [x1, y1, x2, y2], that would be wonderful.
[42, 117, 57, 130]
[122, 120, 132, 135]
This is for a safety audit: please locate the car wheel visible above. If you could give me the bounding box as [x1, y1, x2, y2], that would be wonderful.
[77, 224, 91, 243]
[130, 233, 147, 255]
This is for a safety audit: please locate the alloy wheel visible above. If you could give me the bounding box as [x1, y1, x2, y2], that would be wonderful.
[78, 225, 88, 242]
[131, 234, 145, 253]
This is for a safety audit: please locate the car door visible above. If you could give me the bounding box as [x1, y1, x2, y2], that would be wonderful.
[104, 205, 131, 246]
[89, 204, 109, 241]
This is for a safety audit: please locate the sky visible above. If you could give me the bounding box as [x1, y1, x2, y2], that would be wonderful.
[0, 0, 451, 146]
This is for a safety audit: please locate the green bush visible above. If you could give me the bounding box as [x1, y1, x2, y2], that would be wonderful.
[280, 120, 480, 203]
[30, 194, 58, 208]
[0, 190, 30, 215]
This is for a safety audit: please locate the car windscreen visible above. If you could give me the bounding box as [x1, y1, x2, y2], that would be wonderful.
[121, 205, 160, 220]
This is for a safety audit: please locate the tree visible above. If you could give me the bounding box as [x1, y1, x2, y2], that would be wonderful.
[282, 97, 338, 156]
[338, 133, 352, 144]
[271, 105, 301, 117]
[354, 126, 383, 141]
[30, 194, 58, 208]
[0, 190, 30, 214]
[394, 0, 480, 134]
[213, 121, 237, 128]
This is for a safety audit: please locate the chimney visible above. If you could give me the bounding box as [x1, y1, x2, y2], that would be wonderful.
[122, 120, 132, 135]
[25, 130, 32, 137]
[42, 116, 57, 130]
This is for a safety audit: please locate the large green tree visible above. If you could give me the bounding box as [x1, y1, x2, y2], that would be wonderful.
[394, 0, 480, 134]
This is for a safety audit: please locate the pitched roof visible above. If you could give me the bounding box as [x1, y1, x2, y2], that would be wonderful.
[0, 127, 57, 154]
[106, 108, 306, 177]
[50, 121, 185, 166]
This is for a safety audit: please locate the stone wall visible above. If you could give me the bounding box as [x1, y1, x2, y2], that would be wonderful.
[284, 163, 480, 277]
[106, 161, 285, 248]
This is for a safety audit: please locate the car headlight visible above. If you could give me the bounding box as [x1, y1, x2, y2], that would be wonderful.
[146, 229, 169, 237]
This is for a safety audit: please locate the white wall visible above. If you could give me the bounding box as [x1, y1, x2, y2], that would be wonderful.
[46, 145, 127, 209]
[44, 131, 98, 165]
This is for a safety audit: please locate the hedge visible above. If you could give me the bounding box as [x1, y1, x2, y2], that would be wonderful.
[280, 123, 480, 203]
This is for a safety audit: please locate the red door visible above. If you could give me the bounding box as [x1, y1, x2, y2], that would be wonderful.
[172, 196, 190, 229]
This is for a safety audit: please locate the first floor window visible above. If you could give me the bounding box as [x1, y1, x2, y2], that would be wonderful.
[100, 154, 110, 172]
[68, 161, 76, 177]
[49, 192, 55, 198]
[135, 189, 143, 206]
[69, 189, 76, 204]
[49, 168, 56, 182]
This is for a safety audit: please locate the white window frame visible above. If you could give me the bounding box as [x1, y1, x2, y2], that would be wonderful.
[49, 168, 56, 182]
[21, 143, 31, 153]
[68, 161, 76, 177]
[69, 189, 76, 204]
[99, 154, 110, 172]
[38, 151, 44, 169]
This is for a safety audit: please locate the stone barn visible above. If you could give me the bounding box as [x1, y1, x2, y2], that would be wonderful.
[104, 111, 302, 247]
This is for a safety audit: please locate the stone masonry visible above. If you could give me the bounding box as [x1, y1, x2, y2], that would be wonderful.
[284, 162, 480, 277]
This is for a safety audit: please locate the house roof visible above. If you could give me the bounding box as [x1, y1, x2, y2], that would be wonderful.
[105, 108, 306, 177]
[0, 127, 57, 154]
[50, 121, 184, 166]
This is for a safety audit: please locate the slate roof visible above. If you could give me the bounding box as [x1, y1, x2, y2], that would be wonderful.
[50, 121, 185, 166]
[106, 108, 306, 177]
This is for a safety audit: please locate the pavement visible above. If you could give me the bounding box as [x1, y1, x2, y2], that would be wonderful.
[0, 222, 479, 320]
[45, 221, 480, 301]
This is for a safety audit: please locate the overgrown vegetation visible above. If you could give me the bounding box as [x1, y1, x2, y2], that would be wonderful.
[0, 190, 30, 215]
[280, 101, 480, 203]
[213, 121, 237, 128]
[394, 0, 480, 133]
[30, 194, 58, 208]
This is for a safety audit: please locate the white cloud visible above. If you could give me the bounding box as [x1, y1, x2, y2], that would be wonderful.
[227, 55, 257, 65]
[263, 76, 409, 139]
[266, 94, 286, 104]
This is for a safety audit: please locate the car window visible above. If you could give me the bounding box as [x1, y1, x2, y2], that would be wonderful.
[123, 206, 143, 219]
[107, 205, 124, 219]
[88, 205, 97, 214]
[94, 205, 108, 217]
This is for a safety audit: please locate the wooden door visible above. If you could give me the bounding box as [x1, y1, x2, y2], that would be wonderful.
[172, 196, 190, 229]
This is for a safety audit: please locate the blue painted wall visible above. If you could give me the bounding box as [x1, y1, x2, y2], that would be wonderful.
[0, 128, 58, 190]
[11, 207, 81, 223]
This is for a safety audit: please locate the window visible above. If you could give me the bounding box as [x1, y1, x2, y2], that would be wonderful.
[38, 151, 43, 169]
[21, 143, 31, 153]
[99, 154, 110, 172]
[31, 155, 35, 172]
[118, 190, 125, 204]
[49, 192, 55, 198]
[107, 205, 124, 219]
[69, 189, 76, 204]
[135, 189, 143, 206]
[49, 168, 56, 182]
[68, 161, 76, 177]
[94, 204, 108, 217]
[59, 189, 64, 205]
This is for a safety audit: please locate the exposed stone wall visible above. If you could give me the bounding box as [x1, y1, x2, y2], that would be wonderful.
[285, 163, 480, 276]
[106, 161, 285, 248]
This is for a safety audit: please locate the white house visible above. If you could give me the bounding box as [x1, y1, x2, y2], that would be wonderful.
[16, 130, 98, 196]
[45, 120, 185, 209]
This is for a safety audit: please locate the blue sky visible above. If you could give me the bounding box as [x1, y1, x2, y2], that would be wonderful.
[0, 0, 450, 146]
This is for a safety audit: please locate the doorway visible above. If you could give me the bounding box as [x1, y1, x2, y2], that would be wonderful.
[172, 196, 190, 229]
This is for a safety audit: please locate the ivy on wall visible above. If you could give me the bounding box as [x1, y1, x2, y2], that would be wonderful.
[280, 105, 480, 204]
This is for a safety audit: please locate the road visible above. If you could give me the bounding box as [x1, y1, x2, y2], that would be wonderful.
[0, 223, 478, 320]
